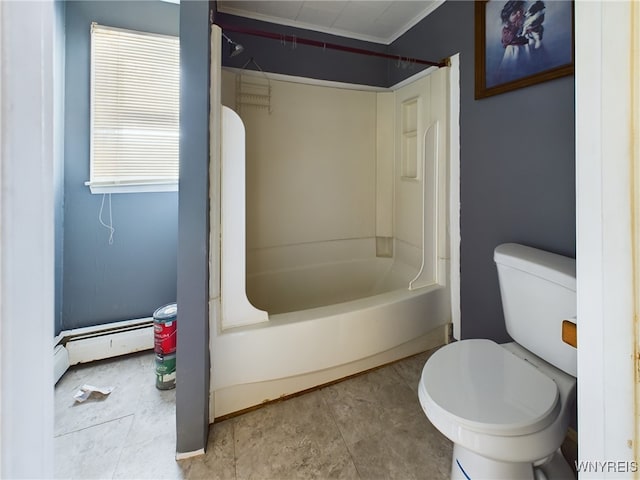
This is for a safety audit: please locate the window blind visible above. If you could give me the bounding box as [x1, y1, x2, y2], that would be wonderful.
[89, 23, 179, 192]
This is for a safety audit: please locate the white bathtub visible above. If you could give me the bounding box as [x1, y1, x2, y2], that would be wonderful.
[210, 107, 450, 418]
[211, 278, 449, 418]
[211, 239, 450, 418]
[246, 237, 423, 314]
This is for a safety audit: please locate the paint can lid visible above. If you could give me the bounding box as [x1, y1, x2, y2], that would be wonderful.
[153, 303, 177, 321]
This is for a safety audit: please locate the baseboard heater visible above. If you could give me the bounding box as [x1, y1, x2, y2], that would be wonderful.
[54, 317, 154, 384]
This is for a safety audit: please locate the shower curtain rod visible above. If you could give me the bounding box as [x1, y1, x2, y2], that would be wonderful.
[217, 23, 448, 69]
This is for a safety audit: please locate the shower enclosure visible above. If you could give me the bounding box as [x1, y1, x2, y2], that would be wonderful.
[209, 28, 455, 418]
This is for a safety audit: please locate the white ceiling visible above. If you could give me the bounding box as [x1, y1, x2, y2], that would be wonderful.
[216, 1, 444, 45]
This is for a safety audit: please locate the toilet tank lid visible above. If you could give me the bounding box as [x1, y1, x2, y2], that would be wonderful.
[494, 243, 576, 291]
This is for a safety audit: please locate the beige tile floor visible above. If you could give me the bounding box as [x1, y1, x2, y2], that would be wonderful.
[54, 349, 451, 479]
[54, 348, 577, 480]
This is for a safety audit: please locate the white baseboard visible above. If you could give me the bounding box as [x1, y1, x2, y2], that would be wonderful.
[175, 448, 205, 460]
[54, 318, 154, 383]
[54, 345, 69, 384]
[65, 325, 154, 366]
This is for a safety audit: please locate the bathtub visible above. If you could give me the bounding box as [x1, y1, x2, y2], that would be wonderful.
[247, 237, 424, 314]
[211, 250, 450, 418]
[210, 106, 450, 418]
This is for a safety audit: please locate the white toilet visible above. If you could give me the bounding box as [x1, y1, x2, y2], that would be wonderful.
[418, 243, 577, 480]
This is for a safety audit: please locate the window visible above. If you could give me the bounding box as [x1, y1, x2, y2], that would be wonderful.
[88, 23, 179, 194]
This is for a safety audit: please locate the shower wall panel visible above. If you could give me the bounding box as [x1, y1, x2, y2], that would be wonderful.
[376, 92, 394, 241]
[393, 69, 448, 283]
[222, 71, 377, 258]
[394, 74, 431, 251]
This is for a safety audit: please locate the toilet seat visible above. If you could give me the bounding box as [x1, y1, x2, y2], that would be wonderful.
[420, 339, 560, 437]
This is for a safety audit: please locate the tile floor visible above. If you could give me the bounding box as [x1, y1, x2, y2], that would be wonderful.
[55, 348, 451, 479]
[54, 348, 577, 480]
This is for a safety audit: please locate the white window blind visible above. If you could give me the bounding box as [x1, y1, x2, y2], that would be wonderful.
[89, 23, 179, 193]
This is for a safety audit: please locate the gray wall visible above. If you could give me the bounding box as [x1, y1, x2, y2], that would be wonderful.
[390, 1, 576, 341]
[54, 0, 66, 335]
[215, 12, 389, 86]
[61, 1, 179, 331]
[176, 0, 211, 454]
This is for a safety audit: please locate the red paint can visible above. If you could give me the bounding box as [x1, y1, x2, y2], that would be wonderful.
[153, 303, 177, 356]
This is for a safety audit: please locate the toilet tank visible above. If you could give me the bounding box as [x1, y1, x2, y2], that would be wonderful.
[494, 243, 577, 377]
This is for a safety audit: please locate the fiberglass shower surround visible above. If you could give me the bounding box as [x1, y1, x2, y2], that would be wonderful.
[210, 27, 452, 417]
[222, 70, 447, 322]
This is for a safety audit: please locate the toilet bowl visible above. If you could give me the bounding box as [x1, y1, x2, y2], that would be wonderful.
[419, 340, 576, 479]
[418, 244, 577, 479]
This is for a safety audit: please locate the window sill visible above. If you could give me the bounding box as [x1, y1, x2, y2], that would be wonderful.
[85, 181, 179, 194]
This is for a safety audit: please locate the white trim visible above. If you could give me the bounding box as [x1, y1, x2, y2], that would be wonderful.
[54, 317, 155, 383]
[633, 1, 640, 463]
[389, 66, 439, 91]
[224, 66, 388, 92]
[0, 1, 54, 477]
[575, 1, 636, 473]
[175, 448, 205, 460]
[54, 345, 70, 384]
[56, 316, 153, 341]
[90, 22, 178, 41]
[224, 63, 439, 93]
[86, 181, 178, 194]
[209, 25, 223, 424]
[216, 1, 444, 45]
[385, 0, 445, 45]
[448, 54, 461, 340]
[65, 325, 153, 366]
[217, 5, 386, 45]
[1, 2, 4, 465]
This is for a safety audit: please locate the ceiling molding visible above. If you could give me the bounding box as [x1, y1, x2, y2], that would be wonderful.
[387, 0, 444, 44]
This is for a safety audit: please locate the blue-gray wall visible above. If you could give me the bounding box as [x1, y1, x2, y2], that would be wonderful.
[390, 1, 576, 341]
[61, 1, 179, 331]
[176, 0, 211, 455]
[215, 12, 389, 86]
[54, 0, 66, 335]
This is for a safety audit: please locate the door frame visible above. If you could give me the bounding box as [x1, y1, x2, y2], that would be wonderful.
[0, 0, 55, 477]
[575, 1, 637, 469]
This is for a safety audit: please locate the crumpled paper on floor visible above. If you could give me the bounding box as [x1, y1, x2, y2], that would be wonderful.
[73, 384, 115, 403]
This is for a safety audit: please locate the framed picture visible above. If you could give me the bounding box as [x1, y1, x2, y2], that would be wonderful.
[475, 1, 574, 99]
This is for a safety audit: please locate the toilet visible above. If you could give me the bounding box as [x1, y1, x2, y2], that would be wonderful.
[418, 243, 577, 480]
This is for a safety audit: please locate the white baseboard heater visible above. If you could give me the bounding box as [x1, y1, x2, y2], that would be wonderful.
[54, 317, 154, 384]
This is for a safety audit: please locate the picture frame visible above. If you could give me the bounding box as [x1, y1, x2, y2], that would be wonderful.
[475, 0, 574, 99]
